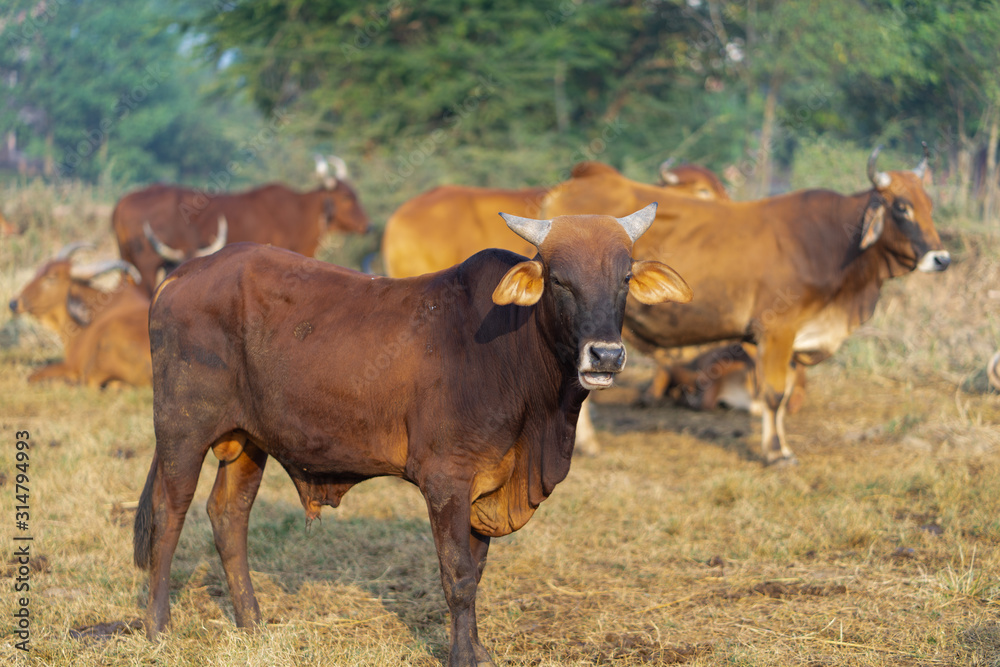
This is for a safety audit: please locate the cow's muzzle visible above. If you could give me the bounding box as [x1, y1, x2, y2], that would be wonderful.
[578, 341, 627, 390]
[917, 250, 950, 273]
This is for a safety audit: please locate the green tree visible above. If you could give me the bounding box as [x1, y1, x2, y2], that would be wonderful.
[0, 0, 247, 184]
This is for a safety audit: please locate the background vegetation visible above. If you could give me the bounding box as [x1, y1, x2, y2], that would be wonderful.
[3, 0, 1000, 234]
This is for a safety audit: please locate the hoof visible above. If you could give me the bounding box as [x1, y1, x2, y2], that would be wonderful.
[766, 455, 799, 468]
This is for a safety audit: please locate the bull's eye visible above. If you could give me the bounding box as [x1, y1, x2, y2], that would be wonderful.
[893, 201, 908, 214]
[624, 272, 633, 284]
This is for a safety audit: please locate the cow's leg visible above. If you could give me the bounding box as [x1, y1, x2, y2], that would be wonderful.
[757, 332, 796, 466]
[206, 433, 268, 629]
[574, 397, 600, 457]
[145, 444, 207, 638]
[27, 362, 75, 384]
[468, 531, 492, 664]
[423, 478, 494, 667]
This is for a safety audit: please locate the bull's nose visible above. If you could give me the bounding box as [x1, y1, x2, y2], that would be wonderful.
[917, 250, 951, 272]
[9, 299, 17, 313]
[589, 344, 626, 369]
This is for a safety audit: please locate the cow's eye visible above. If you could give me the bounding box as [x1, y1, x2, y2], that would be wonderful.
[623, 272, 633, 284]
[894, 201, 907, 213]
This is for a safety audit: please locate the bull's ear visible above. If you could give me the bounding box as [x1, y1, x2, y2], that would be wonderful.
[860, 197, 885, 250]
[493, 260, 545, 306]
[629, 260, 693, 305]
[66, 294, 92, 327]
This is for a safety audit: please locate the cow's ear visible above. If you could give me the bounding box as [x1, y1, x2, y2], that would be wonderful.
[66, 294, 92, 327]
[860, 195, 885, 250]
[629, 260, 692, 305]
[493, 260, 545, 306]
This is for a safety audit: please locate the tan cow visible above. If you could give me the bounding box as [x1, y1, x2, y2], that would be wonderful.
[543, 146, 949, 465]
[9, 244, 152, 387]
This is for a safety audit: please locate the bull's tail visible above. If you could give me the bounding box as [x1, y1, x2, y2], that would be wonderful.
[133, 450, 159, 570]
[989, 351, 1000, 392]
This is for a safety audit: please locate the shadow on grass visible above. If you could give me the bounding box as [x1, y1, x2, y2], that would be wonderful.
[590, 392, 760, 462]
[166, 493, 449, 658]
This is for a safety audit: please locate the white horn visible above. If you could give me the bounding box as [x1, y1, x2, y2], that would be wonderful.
[328, 155, 349, 181]
[867, 145, 891, 190]
[499, 212, 552, 247]
[55, 242, 94, 261]
[195, 216, 228, 257]
[70, 260, 142, 284]
[143, 221, 187, 263]
[659, 159, 679, 185]
[617, 203, 658, 243]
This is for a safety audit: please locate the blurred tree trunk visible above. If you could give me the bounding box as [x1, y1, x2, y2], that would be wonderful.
[554, 60, 569, 134]
[984, 108, 999, 225]
[757, 78, 779, 197]
[43, 131, 53, 177]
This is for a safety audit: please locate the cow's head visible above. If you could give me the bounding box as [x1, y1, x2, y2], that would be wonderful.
[9, 244, 139, 332]
[861, 144, 950, 274]
[659, 159, 730, 201]
[492, 204, 692, 389]
[314, 154, 370, 234]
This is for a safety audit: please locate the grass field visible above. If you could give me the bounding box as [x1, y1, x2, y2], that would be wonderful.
[1, 184, 999, 666]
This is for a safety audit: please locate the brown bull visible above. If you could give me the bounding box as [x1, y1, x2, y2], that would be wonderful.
[380, 160, 727, 455]
[9, 244, 152, 387]
[113, 155, 370, 294]
[133, 205, 691, 666]
[543, 146, 949, 465]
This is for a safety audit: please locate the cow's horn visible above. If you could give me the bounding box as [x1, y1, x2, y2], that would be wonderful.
[867, 145, 891, 189]
[913, 141, 930, 178]
[70, 259, 142, 284]
[143, 221, 187, 263]
[659, 159, 679, 185]
[54, 242, 93, 261]
[617, 203, 658, 243]
[195, 216, 228, 257]
[328, 155, 349, 181]
[499, 212, 552, 247]
[314, 154, 330, 177]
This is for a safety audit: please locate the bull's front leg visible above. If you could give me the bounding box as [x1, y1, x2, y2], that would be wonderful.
[423, 475, 495, 667]
[28, 361, 77, 384]
[756, 331, 797, 466]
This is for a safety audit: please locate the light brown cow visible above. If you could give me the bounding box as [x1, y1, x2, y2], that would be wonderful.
[9, 244, 152, 387]
[134, 205, 691, 665]
[381, 160, 729, 278]
[543, 146, 949, 465]
[113, 155, 370, 295]
[661, 342, 807, 414]
[658, 159, 731, 201]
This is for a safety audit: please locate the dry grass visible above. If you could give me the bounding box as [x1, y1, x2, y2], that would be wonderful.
[1, 186, 1000, 665]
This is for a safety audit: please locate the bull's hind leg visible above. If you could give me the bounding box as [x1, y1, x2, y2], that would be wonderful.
[145, 443, 207, 638]
[206, 433, 268, 629]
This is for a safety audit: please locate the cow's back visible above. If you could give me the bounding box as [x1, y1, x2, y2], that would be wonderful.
[382, 185, 542, 278]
